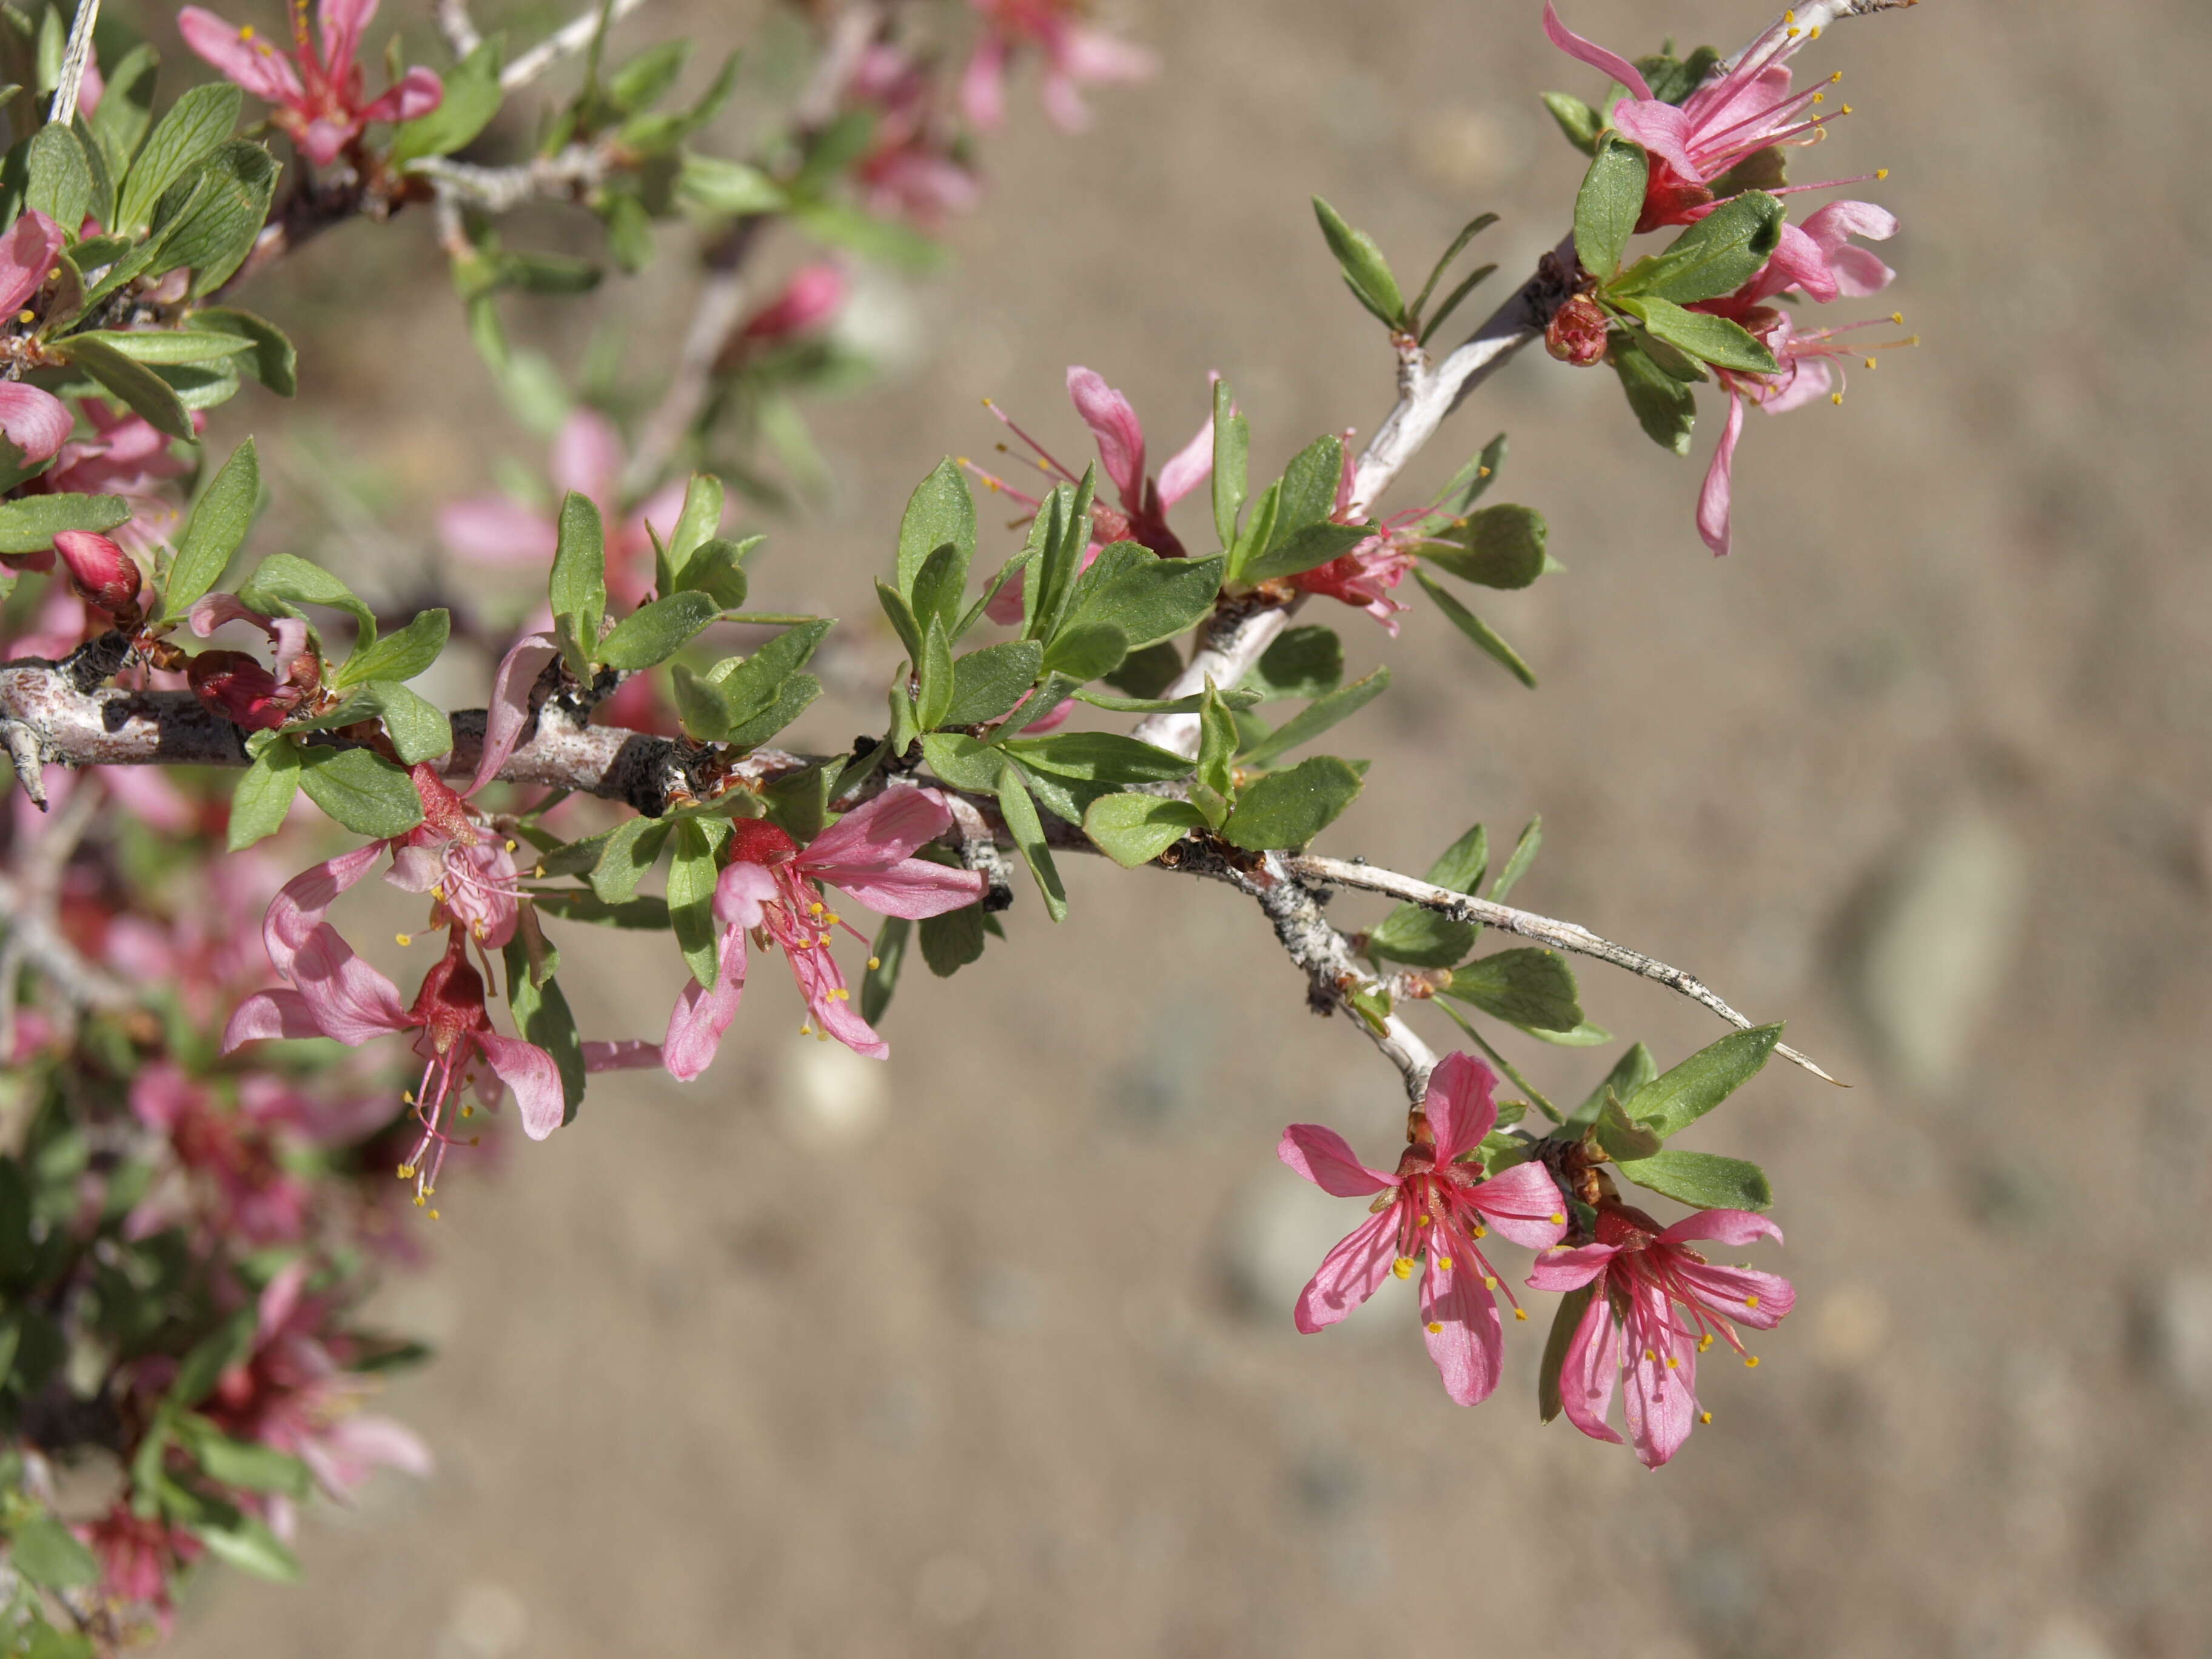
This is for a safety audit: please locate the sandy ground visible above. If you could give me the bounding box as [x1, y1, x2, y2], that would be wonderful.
[155, 0, 2212, 1654]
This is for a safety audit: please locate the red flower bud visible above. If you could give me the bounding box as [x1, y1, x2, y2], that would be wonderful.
[739, 262, 849, 343]
[186, 651, 290, 730]
[1544, 295, 1610, 367]
[52, 530, 143, 621]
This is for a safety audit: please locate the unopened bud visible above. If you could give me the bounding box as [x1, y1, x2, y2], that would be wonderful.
[1544, 295, 1610, 367]
[51, 531, 144, 621]
[186, 650, 289, 730]
[737, 262, 848, 344]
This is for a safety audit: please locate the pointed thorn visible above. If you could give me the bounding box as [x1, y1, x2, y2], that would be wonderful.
[1, 722, 47, 811]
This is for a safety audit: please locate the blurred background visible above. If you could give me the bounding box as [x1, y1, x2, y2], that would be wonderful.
[144, 0, 2211, 1653]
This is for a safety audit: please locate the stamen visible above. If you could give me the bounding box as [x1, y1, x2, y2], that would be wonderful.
[1745, 1293, 1761, 1308]
[866, 956, 882, 970]
[1483, 1276, 1498, 1290]
[396, 933, 413, 946]
[1666, 1356, 1680, 1369]
[1548, 1212, 1565, 1224]
[1426, 1321, 1443, 1335]
[14, 310, 30, 324]
[1700, 1410, 1714, 1424]
[1744, 1355, 1760, 1367]
[1513, 1308, 1528, 1321]
[1392, 1257, 1415, 1280]
[1436, 1256, 1453, 1272]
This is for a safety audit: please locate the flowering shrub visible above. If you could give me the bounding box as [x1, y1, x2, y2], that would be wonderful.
[0, 0, 1919, 1648]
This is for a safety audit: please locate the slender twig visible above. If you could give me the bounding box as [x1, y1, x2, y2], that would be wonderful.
[622, 220, 763, 497]
[1282, 853, 1843, 1085]
[435, 0, 483, 58]
[47, 0, 99, 129]
[502, 0, 652, 92]
[410, 145, 617, 213]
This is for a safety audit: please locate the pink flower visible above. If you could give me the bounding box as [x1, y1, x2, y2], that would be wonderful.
[962, 0, 1155, 133]
[437, 412, 691, 608]
[663, 789, 987, 1078]
[52, 529, 144, 621]
[1544, 2, 1849, 230]
[0, 210, 74, 469]
[974, 366, 1215, 623]
[1278, 1053, 1569, 1405]
[1528, 1200, 1794, 1467]
[737, 262, 849, 344]
[178, 0, 441, 168]
[36, 401, 200, 555]
[842, 43, 982, 226]
[1287, 434, 1422, 632]
[77, 1505, 201, 1632]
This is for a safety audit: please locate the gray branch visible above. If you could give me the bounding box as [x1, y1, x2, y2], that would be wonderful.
[501, 0, 653, 92]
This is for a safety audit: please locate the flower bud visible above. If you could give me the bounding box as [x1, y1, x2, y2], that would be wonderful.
[51, 530, 143, 620]
[1544, 295, 1610, 367]
[738, 263, 848, 344]
[186, 651, 289, 731]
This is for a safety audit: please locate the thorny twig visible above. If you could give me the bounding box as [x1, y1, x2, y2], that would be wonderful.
[48, 0, 99, 129]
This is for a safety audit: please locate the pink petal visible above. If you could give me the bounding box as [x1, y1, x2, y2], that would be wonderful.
[315, 0, 377, 78]
[1672, 1261, 1794, 1331]
[801, 787, 954, 872]
[711, 861, 781, 931]
[583, 1039, 663, 1071]
[0, 210, 67, 317]
[822, 860, 987, 920]
[1293, 1207, 1399, 1334]
[1421, 1051, 1499, 1164]
[663, 927, 748, 1081]
[1466, 1159, 1569, 1249]
[176, 7, 305, 104]
[1276, 1123, 1396, 1198]
[1153, 404, 1215, 509]
[1019, 694, 1075, 733]
[383, 844, 442, 894]
[1526, 1241, 1617, 1294]
[129, 1063, 198, 1130]
[1557, 1290, 1626, 1445]
[1827, 244, 1896, 298]
[1621, 1283, 1699, 1467]
[1610, 98, 1700, 180]
[788, 946, 886, 1059]
[1657, 1208, 1785, 1249]
[356, 65, 442, 124]
[471, 632, 558, 796]
[221, 988, 326, 1050]
[550, 410, 624, 509]
[264, 842, 386, 979]
[318, 1413, 434, 1481]
[1541, 1, 1652, 100]
[288, 926, 411, 1045]
[256, 1258, 310, 1341]
[300, 117, 359, 170]
[437, 497, 556, 566]
[1695, 387, 1746, 557]
[1065, 367, 1146, 506]
[1801, 198, 1898, 252]
[0, 384, 74, 466]
[1421, 1228, 1504, 1406]
[959, 36, 1008, 130]
[1057, 25, 1156, 85]
[477, 1031, 565, 1140]
[1038, 69, 1091, 133]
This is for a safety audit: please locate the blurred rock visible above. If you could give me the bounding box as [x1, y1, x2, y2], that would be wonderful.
[1844, 813, 2029, 1093]
[778, 1038, 890, 1150]
[435, 1583, 528, 1659]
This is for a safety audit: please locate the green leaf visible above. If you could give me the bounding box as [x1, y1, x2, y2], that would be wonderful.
[1620, 1025, 1781, 1140]
[860, 917, 910, 1025]
[336, 608, 448, 687]
[1417, 257, 1499, 348]
[1610, 190, 1784, 306]
[1057, 541, 1225, 653]
[1523, 1019, 1616, 1048]
[158, 437, 256, 620]
[150, 137, 281, 297]
[1629, 296, 1779, 375]
[1613, 1148, 1774, 1211]
[1237, 666, 1389, 767]
[1410, 212, 1500, 328]
[392, 38, 503, 164]
[675, 152, 785, 215]
[1022, 473, 1094, 645]
[64, 327, 250, 365]
[303, 681, 452, 765]
[1423, 504, 1549, 590]
[586, 816, 672, 904]
[1191, 679, 1237, 828]
[0, 491, 129, 553]
[193, 1512, 301, 1583]
[87, 42, 158, 183]
[1238, 520, 1371, 587]
[996, 768, 1066, 922]
[919, 731, 1005, 794]
[1366, 821, 1486, 968]
[170, 1310, 257, 1407]
[114, 82, 241, 234]
[1275, 434, 1344, 538]
[720, 671, 821, 751]
[999, 731, 1190, 788]
[1082, 793, 1205, 868]
[1073, 683, 1260, 716]
[666, 473, 725, 572]
[789, 199, 941, 271]
[942, 639, 1042, 726]
[1638, 45, 1723, 106]
[1538, 1284, 1595, 1423]
[24, 121, 90, 232]
[236, 551, 375, 645]
[1038, 619, 1125, 682]
[8, 1513, 99, 1589]
[1567, 1042, 1658, 1131]
[1444, 948, 1583, 1032]
[918, 903, 985, 977]
[296, 747, 424, 837]
[597, 590, 719, 671]
[668, 819, 724, 988]
[1416, 568, 1536, 688]
[1540, 90, 1604, 155]
[672, 537, 751, 609]
[1211, 377, 1246, 550]
[1595, 1088, 1664, 1162]
[916, 615, 956, 731]
[1710, 144, 1789, 198]
[1241, 625, 1343, 701]
[1611, 332, 1698, 454]
[1419, 432, 1512, 529]
[529, 890, 670, 929]
[1312, 195, 1405, 328]
[1491, 815, 1542, 901]
[549, 491, 607, 674]
[1574, 133, 1648, 281]
[896, 458, 976, 618]
[61, 333, 194, 440]
[226, 737, 300, 850]
[176, 1419, 311, 1496]
[187, 306, 297, 396]
[1220, 755, 1364, 851]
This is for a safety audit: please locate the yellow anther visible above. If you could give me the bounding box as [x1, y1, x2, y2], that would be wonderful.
[1426, 1322, 1443, 1335]
[1699, 1410, 1713, 1425]
[504, 839, 517, 853]
[1665, 1356, 1680, 1369]
[1436, 1256, 1453, 1273]
[798, 1023, 813, 1036]
[1744, 1294, 1761, 1309]
[1744, 1355, 1760, 1368]
[1392, 1257, 1415, 1281]
[1864, 357, 1877, 370]
[1875, 167, 1891, 180]
[468, 1136, 481, 1147]
[1829, 69, 1842, 82]
[866, 956, 882, 970]
[1812, 92, 1825, 104]
[1840, 104, 1853, 115]
[1476, 466, 1490, 478]
[472, 922, 488, 940]
[427, 1209, 440, 1220]
[1483, 1276, 1498, 1290]
[1809, 22, 1821, 36]
[1786, 26, 1800, 38]
[14, 310, 30, 324]
[1471, 1222, 1487, 1239]
[401, 1090, 415, 1107]
[1891, 311, 1905, 325]
[533, 865, 546, 877]
[818, 933, 833, 947]
[1782, 7, 1794, 21]
[1644, 1348, 1658, 1362]
[397, 1164, 414, 1179]
[1416, 1213, 1432, 1227]
[809, 902, 824, 916]
[432, 886, 447, 902]
[239, 22, 254, 35]
[1698, 1334, 1714, 1352]
[1513, 1309, 1527, 1321]
[1831, 391, 1845, 406]
[461, 1104, 474, 1119]
[816, 1030, 830, 1043]
[1548, 1212, 1565, 1225]
[826, 914, 842, 926]
[413, 1192, 426, 1207]
[396, 933, 413, 947]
